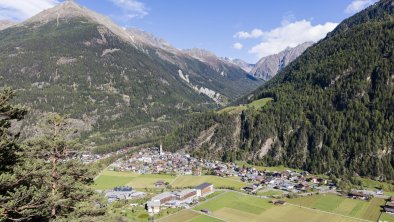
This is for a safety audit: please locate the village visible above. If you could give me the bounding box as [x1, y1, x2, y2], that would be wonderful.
[94, 146, 393, 216]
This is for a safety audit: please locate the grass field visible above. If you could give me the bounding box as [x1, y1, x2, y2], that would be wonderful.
[159, 209, 223, 222]
[159, 210, 200, 222]
[287, 193, 385, 221]
[257, 190, 285, 196]
[194, 191, 363, 222]
[126, 174, 175, 189]
[379, 213, 394, 222]
[195, 191, 272, 214]
[94, 171, 245, 190]
[171, 175, 246, 190]
[189, 214, 223, 222]
[218, 98, 273, 114]
[93, 170, 176, 189]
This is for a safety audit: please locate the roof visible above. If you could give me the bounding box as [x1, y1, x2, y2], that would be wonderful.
[195, 183, 213, 190]
[175, 189, 196, 196]
[386, 202, 394, 207]
[151, 192, 174, 201]
[147, 201, 160, 207]
[384, 206, 394, 213]
[349, 191, 369, 197]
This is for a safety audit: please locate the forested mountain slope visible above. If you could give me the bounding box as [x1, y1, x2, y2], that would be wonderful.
[165, 0, 394, 180]
[0, 1, 261, 150]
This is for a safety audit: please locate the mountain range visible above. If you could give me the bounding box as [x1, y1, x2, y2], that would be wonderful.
[0, 1, 261, 150]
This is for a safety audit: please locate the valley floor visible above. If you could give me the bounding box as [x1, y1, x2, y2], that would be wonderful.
[94, 169, 392, 222]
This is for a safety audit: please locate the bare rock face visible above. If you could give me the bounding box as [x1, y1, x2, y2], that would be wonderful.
[251, 42, 314, 80]
[0, 20, 17, 30]
[222, 58, 255, 73]
[126, 28, 177, 53]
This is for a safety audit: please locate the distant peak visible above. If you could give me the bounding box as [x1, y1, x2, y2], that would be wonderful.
[23, 0, 132, 42]
[0, 20, 17, 30]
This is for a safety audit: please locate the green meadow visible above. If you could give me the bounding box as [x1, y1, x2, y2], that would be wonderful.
[217, 98, 273, 114]
[171, 175, 246, 190]
[287, 193, 385, 221]
[193, 192, 365, 222]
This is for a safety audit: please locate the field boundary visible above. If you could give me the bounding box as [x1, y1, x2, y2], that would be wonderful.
[285, 202, 372, 222]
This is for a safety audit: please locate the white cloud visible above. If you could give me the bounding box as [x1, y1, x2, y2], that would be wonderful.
[245, 20, 338, 58]
[234, 28, 263, 39]
[0, 0, 59, 21]
[108, 0, 148, 19]
[345, 0, 377, 14]
[233, 42, 243, 50]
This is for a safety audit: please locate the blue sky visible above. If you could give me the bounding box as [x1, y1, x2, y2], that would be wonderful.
[0, 0, 378, 63]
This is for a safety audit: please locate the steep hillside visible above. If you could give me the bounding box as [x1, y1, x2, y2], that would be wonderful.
[251, 42, 313, 80]
[0, 1, 261, 151]
[166, 0, 394, 180]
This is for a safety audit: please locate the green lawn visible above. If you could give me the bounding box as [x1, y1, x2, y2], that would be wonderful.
[287, 194, 385, 221]
[171, 175, 246, 190]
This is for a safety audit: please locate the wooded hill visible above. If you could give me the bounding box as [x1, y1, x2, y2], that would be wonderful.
[165, 0, 394, 181]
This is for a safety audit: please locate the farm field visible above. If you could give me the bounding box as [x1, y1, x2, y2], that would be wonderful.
[194, 191, 363, 222]
[379, 213, 394, 222]
[171, 175, 246, 190]
[93, 170, 176, 189]
[158, 209, 223, 222]
[287, 193, 385, 221]
[159, 210, 200, 222]
[94, 171, 245, 190]
[257, 189, 285, 196]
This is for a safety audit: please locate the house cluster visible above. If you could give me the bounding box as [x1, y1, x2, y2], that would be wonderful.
[146, 183, 214, 214]
[383, 196, 394, 214]
[109, 146, 239, 176]
[109, 146, 203, 175]
[104, 186, 145, 203]
[238, 168, 333, 193]
[80, 147, 135, 164]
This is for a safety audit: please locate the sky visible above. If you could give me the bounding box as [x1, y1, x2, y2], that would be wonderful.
[0, 0, 378, 63]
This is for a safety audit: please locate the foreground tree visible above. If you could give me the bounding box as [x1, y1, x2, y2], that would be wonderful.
[26, 113, 105, 221]
[0, 88, 47, 221]
[0, 88, 105, 221]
